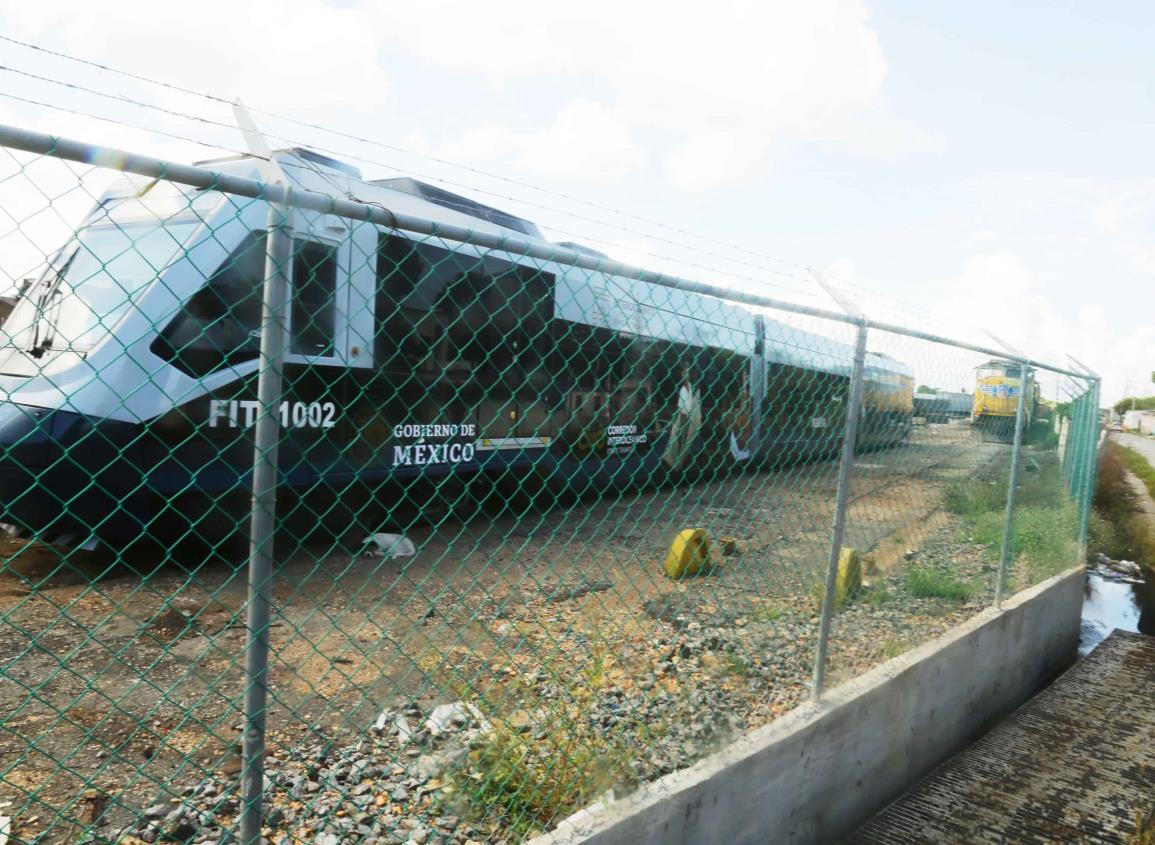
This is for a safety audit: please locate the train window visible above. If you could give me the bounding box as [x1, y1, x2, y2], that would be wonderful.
[374, 233, 555, 377]
[151, 231, 266, 377]
[290, 240, 337, 356]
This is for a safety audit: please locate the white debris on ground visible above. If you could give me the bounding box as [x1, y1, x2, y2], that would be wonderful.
[424, 702, 490, 737]
[363, 533, 417, 559]
[1093, 553, 1145, 584]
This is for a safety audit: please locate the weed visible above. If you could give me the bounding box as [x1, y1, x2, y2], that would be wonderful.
[724, 653, 753, 677]
[445, 646, 642, 836]
[1090, 442, 1155, 567]
[450, 718, 637, 836]
[753, 604, 784, 622]
[972, 504, 1079, 583]
[1088, 510, 1126, 561]
[943, 479, 1004, 517]
[1116, 444, 1155, 502]
[1132, 806, 1155, 845]
[904, 566, 972, 601]
[863, 586, 892, 606]
[948, 451, 1080, 586]
[880, 639, 908, 660]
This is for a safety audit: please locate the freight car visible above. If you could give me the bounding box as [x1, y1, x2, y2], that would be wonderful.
[0, 148, 913, 547]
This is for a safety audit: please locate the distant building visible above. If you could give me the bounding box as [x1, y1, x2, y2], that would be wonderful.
[1123, 409, 1155, 434]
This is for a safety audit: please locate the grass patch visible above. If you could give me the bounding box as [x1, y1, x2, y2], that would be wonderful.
[1091, 442, 1155, 566]
[949, 451, 1080, 586]
[724, 653, 753, 677]
[752, 603, 785, 622]
[944, 478, 1004, 517]
[863, 586, 892, 606]
[903, 566, 972, 601]
[445, 646, 644, 837]
[450, 718, 637, 837]
[972, 504, 1079, 583]
[880, 639, 908, 660]
[1116, 443, 1155, 501]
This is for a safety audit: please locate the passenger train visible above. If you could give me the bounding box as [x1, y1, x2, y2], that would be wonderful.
[0, 148, 914, 547]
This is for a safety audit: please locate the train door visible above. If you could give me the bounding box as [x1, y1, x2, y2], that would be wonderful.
[279, 211, 368, 482]
[513, 268, 555, 444]
[748, 316, 767, 456]
[473, 256, 555, 455]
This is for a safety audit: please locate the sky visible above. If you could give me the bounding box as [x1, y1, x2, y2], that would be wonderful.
[0, 0, 1151, 404]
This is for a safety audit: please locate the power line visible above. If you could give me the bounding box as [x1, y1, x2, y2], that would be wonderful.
[0, 46, 833, 299]
[0, 33, 925, 308]
[0, 91, 256, 160]
[0, 64, 239, 135]
[0, 33, 971, 332]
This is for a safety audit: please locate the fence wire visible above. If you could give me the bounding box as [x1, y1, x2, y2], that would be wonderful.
[0, 127, 1101, 845]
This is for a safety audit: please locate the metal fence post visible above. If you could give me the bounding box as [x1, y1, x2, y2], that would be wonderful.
[812, 318, 868, 701]
[1067, 388, 1084, 497]
[994, 364, 1031, 608]
[238, 197, 292, 845]
[1076, 379, 1101, 554]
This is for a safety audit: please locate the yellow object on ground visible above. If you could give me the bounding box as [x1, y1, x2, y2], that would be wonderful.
[665, 528, 712, 578]
[835, 547, 862, 608]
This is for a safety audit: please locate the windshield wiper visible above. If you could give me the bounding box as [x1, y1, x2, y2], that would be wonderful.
[27, 251, 76, 358]
[29, 290, 62, 359]
[29, 276, 68, 358]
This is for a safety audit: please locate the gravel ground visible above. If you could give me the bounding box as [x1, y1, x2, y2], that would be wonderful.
[0, 422, 1018, 843]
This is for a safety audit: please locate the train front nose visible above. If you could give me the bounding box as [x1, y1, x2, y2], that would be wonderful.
[0, 402, 66, 533]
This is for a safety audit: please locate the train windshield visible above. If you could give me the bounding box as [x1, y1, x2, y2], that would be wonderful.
[21, 220, 198, 353]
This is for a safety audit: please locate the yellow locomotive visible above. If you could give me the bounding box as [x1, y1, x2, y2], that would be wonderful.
[972, 360, 1039, 441]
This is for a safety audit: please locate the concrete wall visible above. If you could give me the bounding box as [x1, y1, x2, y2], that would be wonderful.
[533, 566, 1084, 845]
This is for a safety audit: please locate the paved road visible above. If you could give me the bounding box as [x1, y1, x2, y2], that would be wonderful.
[1116, 431, 1155, 468]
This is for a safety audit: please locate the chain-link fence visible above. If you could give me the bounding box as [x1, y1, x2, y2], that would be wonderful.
[0, 124, 1101, 845]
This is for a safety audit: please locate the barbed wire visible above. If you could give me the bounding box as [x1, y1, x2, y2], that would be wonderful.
[4, 34, 1069, 359]
[0, 61, 828, 304]
[0, 55, 829, 302]
[0, 91, 259, 162]
[0, 32, 951, 325]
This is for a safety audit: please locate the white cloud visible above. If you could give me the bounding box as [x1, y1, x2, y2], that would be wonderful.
[7, 0, 392, 116]
[824, 257, 857, 284]
[3, 0, 1133, 407]
[924, 251, 1153, 405]
[436, 99, 644, 183]
[373, 0, 907, 191]
[661, 130, 772, 193]
[1091, 181, 1155, 278]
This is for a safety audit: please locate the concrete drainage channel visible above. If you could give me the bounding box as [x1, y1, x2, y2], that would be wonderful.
[530, 566, 1084, 845]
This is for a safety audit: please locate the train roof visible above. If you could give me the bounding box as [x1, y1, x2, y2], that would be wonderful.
[369, 177, 542, 239]
[977, 359, 1034, 372]
[195, 148, 913, 381]
[760, 315, 913, 380]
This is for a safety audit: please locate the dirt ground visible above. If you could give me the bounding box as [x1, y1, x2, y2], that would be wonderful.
[0, 422, 1012, 842]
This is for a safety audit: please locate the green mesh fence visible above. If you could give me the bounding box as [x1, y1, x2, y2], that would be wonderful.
[0, 131, 1102, 845]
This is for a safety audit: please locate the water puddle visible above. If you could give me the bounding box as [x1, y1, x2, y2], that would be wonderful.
[1080, 565, 1155, 657]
